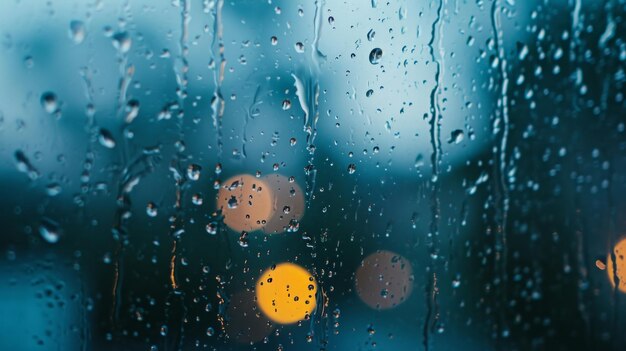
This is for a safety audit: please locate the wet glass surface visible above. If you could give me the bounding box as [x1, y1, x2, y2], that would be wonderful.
[1, 0, 626, 350]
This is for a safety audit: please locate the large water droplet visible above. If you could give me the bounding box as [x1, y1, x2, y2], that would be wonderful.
[369, 48, 383, 64]
[39, 218, 61, 243]
[146, 202, 158, 217]
[98, 129, 116, 148]
[187, 164, 202, 181]
[69, 20, 86, 44]
[40, 92, 58, 114]
[112, 32, 132, 53]
[448, 129, 464, 144]
[14, 150, 40, 180]
[125, 99, 140, 123]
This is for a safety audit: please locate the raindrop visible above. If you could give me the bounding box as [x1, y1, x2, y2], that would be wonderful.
[125, 99, 140, 123]
[14, 150, 39, 180]
[369, 48, 383, 64]
[367, 29, 375, 41]
[192, 193, 203, 206]
[271, 36, 278, 45]
[40, 92, 58, 114]
[39, 218, 61, 244]
[206, 222, 218, 235]
[366, 89, 374, 97]
[282, 99, 291, 110]
[227, 196, 238, 209]
[146, 202, 158, 217]
[448, 129, 464, 144]
[98, 129, 116, 148]
[295, 42, 305, 53]
[69, 20, 86, 44]
[187, 164, 202, 181]
[347, 163, 356, 174]
[112, 32, 132, 53]
[46, 183, 62, 196]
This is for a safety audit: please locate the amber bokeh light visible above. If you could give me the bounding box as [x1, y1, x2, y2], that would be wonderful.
[355, 250, 413, 310]
[217, 174, 273, 233]
[255, 263, 317, 324]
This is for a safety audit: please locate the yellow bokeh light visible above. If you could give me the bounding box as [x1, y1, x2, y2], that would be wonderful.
[217, 174, 274, 233]
[607, 238, 626, 293]
[255, 263, 317, 324]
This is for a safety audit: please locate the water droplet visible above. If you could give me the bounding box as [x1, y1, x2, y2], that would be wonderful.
[206, 222, 218, 235]
[238, 232, 249, 247]
[40, 92, 58, 114]
[328, 16, 335, 25]
[448, 129, 464, 144]
[46, 183, 62, 196]
[192, 194, 203, 206]
[366, 89, 374, 97]
[39, 218, 61, 243]
[295, 42, 305, 53]
[271, 36, 278, 45]
[187, 164, 202, 181]
[69, 20, 86, 44]
[206, 327, 215, 336]
[282, 99, 291, 110]
[112, 32, 132, 53]
[146, 202, 158, 217]
[367, 29, 375, 42]
[14, 150, 40, 180]
[347, 163, 356, 174]
[125, 99, 140, 123]
[369, 48, 383, 64]
[98, 129, 116, 148]
[227, 196, 238, 209]
[23, 55, 34, 68]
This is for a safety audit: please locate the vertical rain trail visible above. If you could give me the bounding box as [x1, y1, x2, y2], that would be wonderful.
[168, 1, 191, 349]
[311, 0, 327, 68]
[169, 0, 191, 294]
[424, 0, 443, 349]
[210, 0, 226, 160]
[110, 0, 133, 331]
[292, 73, 320, 205]
[298, 1, 325, 207]
[490, 0, 510, 343]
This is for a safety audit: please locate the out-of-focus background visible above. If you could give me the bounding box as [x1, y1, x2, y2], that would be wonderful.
[0, 0, 625, 350]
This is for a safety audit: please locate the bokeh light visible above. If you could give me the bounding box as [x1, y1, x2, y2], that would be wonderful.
[217, 174, 273, 233]
[255, 262, 317, 324]
[262, 174, 305, 234]
[607, 238, 626, 293]
[355, 250, 413, 310]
